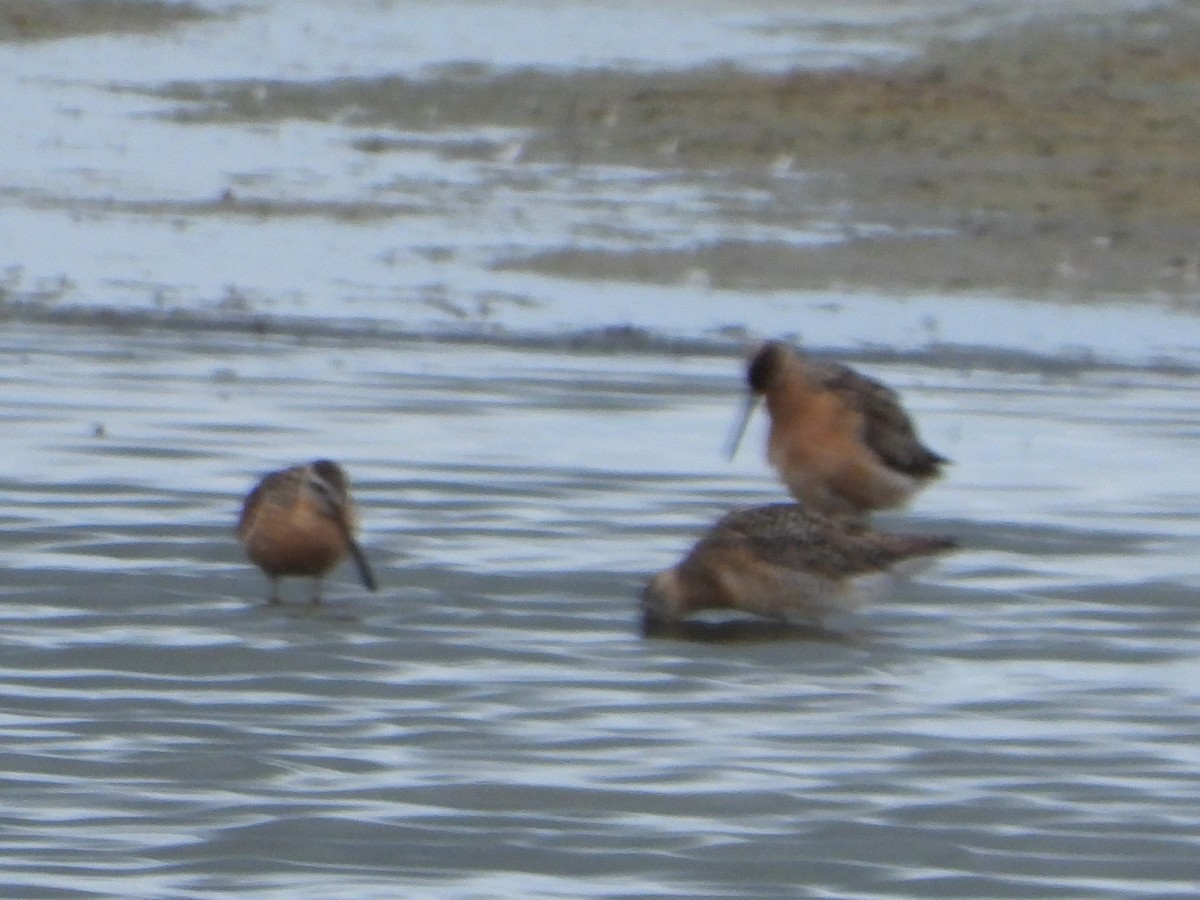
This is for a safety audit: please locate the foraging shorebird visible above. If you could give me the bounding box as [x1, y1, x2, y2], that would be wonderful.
[642, 502, 955, 624]
[727, 341, 948, 516]
[236, 459, 377, 605]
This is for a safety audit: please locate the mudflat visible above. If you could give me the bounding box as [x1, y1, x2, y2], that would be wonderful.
[0, 0, 212, 41]
[10, 1, 1200, 301]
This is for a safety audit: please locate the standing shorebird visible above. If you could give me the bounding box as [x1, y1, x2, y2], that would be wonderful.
[236, 459, 377, 605]
[642, 502, 955, 625]
[727, 341, 948, 516]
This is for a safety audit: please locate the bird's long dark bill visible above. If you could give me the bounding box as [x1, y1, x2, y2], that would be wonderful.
[333, 515, 378, 591]
[347, 539, 378, 592]
[725, 393, 762, 461]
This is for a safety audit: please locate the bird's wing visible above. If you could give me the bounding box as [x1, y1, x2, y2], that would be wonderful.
[810, 361, 947, 477]
[715, 503, 954, 577]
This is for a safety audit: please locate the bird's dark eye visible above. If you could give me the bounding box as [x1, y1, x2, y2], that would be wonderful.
[747, 344, 781, 392]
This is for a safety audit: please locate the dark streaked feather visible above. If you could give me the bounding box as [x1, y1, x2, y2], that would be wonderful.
[808, 360, 948, 478]
[705, 503, 956, 578]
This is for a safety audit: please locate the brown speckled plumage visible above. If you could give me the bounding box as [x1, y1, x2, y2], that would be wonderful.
[643, 503, 955, 623]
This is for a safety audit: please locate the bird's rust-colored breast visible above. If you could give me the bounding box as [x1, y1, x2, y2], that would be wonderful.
[239, 480, 348, 578]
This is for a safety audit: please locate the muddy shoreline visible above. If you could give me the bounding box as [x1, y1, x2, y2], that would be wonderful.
[0, 0, 212, 42]
[11, 1, 1200, 302]
[147, 4, 1200, 302]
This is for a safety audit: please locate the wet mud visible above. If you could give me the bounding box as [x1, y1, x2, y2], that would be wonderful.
[143, 4, 1200, 300]
[0, 0, 213, 42]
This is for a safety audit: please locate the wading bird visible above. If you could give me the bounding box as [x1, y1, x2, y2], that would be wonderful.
[727, 341, 948, 516]
[237, 459, 377, 605]
[642, 502, 955, 625]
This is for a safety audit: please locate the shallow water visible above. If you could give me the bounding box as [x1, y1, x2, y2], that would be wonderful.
[1, 1, 1199, 897]
[0, 322, 1197, 898]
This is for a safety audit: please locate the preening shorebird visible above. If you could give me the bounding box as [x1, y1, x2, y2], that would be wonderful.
[727, 341, 948, 515]
[237, 459, 377, 605]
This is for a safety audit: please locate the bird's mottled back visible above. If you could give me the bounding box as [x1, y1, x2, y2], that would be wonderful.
[644, 501, 957, 624]
[701, 503, 957, 579]
[807, 360, 948, 478]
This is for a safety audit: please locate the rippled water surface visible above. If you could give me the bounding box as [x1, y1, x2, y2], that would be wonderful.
[0, 323, 1197, 898]
[1, 0, 1199, 897]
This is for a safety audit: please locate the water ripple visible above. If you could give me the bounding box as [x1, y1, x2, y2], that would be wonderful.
[0, 321, 1195, 898]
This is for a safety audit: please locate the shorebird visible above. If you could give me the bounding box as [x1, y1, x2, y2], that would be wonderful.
[236, 459, 377, 605]
[727, 341, 948, 516]
[642, 502, 955, 624]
